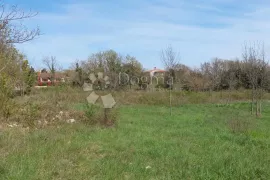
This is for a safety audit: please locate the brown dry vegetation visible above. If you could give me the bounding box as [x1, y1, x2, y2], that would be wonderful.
[1, 85, 269, 130]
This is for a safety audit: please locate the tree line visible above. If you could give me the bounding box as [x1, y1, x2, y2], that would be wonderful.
[1, 1, 269, 117]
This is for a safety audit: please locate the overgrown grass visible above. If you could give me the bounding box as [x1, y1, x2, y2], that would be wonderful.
[2, 87, 270, 128]
[1, 102, 270, 179]
[115, 89, 270, 106]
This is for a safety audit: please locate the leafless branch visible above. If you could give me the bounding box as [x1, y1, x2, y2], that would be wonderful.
[160, 45, 180, 70]
[0, 1, 40, 44]
[242, 41, 269, 116]
[0, 64, 7, 72]
[43, 56, 58, 73]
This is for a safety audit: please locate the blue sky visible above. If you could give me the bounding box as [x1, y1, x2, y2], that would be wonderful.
[9, 0, 270, 70]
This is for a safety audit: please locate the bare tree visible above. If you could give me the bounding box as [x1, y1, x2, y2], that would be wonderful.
[161, 45, 180, 70]
[210, 58, 223, 91]
[188, 68, 204, 92]
[0, 0, 40, 44]
[160, 45, 180, 115]
[160, 45, 181, 87]
[226, 71, 237, 103]
[200, 62, 212, 91]
[43, 56, 58, 85]
[219, 60, 238, 103]
[242, 42, 268, 117]
[0, 1, 40, 85]
[200, 58, 223, 103]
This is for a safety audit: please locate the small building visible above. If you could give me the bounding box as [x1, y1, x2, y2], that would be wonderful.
[37, 71, 66, 86]
[144, 67, 166, 77]
[142, 67, 167, 87]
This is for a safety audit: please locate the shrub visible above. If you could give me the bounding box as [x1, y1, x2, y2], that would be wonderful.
[20, 101, 40, 128]
[227, 117, 255, 134]
[103, 107, 119, 126]
[83, 103, 101, 125]
[82, 103, 118, 126]
[0, 74, 14, 120]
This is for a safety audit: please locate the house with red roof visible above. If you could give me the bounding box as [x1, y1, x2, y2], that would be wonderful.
[37, 71, 66, 86]
[144, 67, 166, 77]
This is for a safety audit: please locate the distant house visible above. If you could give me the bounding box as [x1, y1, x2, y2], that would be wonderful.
[37, 71, 66, 86]
[144, 67, 166, 77]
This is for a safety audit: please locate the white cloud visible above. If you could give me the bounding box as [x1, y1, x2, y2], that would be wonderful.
[15, 0, 270, 70]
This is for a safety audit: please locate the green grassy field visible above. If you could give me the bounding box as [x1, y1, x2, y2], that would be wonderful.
[1, 102, 270, 179]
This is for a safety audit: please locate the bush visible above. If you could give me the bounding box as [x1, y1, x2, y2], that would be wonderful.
[0, 75, 14, 120]
[104, 107, 119, 126]
[227, 117, 255, 134]
[0, 98, 15, 120]
[82, 103, 118, 126]
[20, 101, 40, 128]
[83, 103, 101, 125]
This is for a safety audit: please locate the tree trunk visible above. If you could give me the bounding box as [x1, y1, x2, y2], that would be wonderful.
[259, 99, 262, 116]
[227, 87, 232, 104]
[104, 108, 109, 125]
[220, 89, 223, 101]
[255, 88, 261, 118]
[251, 87, 254, 115]
[256, 99, 259, 117]
[209, 88, 213, 103]
[229, 87, 232, 103]
[170, 88, 172, 116]
[259, 88, 262, 116]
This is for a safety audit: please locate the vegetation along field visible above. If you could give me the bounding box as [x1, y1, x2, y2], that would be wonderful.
[1, 89, 270, 179]
[1, 0, 270, 179]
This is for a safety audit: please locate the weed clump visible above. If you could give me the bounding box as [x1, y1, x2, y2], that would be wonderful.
[82, 103, 118, 127]
[227, 117, 255, 134]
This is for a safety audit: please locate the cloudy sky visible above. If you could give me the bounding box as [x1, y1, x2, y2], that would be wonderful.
[8, 0, 270, 70]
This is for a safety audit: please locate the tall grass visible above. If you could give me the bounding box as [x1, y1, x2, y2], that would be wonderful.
[1, 103, 270, 179]
[115, 89, 267, 106]
[1, 86, 270, 128]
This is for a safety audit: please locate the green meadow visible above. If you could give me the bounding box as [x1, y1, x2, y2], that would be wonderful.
[1, 102, 270, 179]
